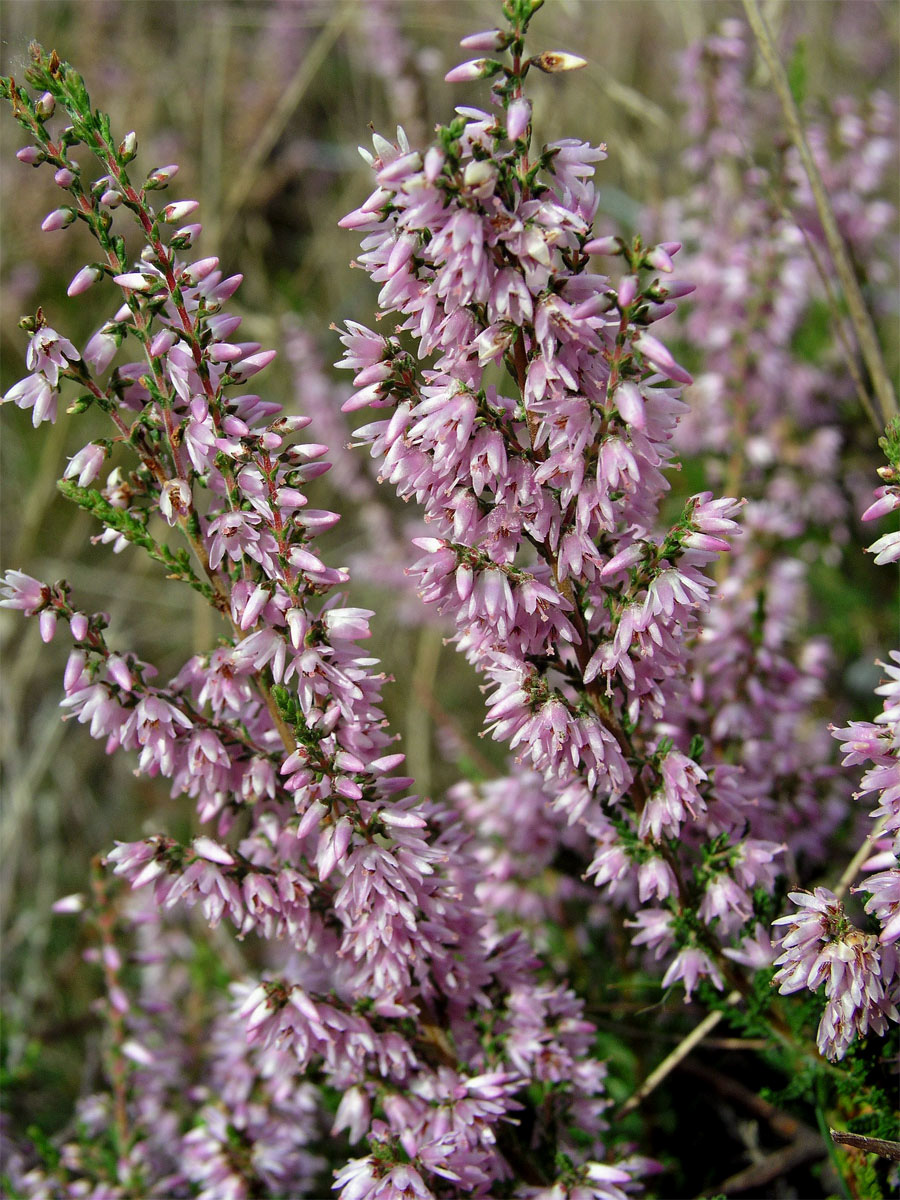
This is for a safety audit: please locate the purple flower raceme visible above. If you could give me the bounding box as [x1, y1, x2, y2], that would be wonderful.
[336, 2, 815, 1011]
[0, 31, 642, 1198]
[771, 457, 900, 1060]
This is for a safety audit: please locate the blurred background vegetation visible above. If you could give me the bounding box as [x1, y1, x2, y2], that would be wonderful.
[0, 0, 897, 1193]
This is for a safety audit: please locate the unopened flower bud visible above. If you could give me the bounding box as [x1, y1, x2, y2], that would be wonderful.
[67, 265, 102, 297]
[583, 235, 622, 257]
[16, 145, 44, 165]
[230, 349, 276, 381]
[617, 275, 638, 310]
[112, 272, 153, 292]
[39, 609, 57, 643]
[645, 245, 674, 273]
[118, 131, 137, 161]
[100, 188, 123, 208]
[193, 835, 234, 866]
[506, 98, 531, 143]
[531, 50, 588, 73]
[181, 256, 219, 285]
[634, 332, 692, 385]
[444, 58, 503, 83]
[459, 28, 506, 51]
[54, 167, 75, 188]
[35, 91, 56, 119]
[171, 222, 202, 248]
[146, 163, 179, 188]
[106, 654, 134, 692]
[160, 199, 199, 224]
[615, 381, 645, 428]
[70, 612, 89, 641]
[463, 158, 496, 196]
[41, 207, 75, 232]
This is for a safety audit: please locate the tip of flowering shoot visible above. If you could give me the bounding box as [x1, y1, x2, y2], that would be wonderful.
[530, 50, 588, 73]
[444, 58, 504, 83]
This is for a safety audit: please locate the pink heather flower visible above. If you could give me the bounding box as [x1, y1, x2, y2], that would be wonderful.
[159, 478, 192, 524]
[862, 485, 900, 521]
[25, 325, 79, 386]
[773, 888, 900, 1059]
[867, 528, 900, 565]
[633, 331, 692, 385]
[205, 509, 263, 569]
[64, 442, 106, 487]
[858, 869, 900, 944]
[83, 325, 119, 373]
[661, 946, 724, 1000]
[0, 571, 47, 614]
[2, 373, 56, 425]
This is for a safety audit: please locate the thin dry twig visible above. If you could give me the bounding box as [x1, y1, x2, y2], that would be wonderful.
[698, 1133, 825, 1198]
[830, 1130, 900, 1163]
[833, 813, 889, 901]
[742, 0, 897, 431]
[617, 990, 740, 1116]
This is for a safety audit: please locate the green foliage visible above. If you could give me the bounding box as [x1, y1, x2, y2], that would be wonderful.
[878, 415, 900, 473]
[57, 479, 215, 600]
[787, 39, 808, 105]
[791, 297, 834, 363]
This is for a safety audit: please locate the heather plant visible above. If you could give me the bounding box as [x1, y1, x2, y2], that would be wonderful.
[1, 2, 898, 1198]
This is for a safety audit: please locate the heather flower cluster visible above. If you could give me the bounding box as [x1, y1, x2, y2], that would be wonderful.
[772, 425, 900, 1061]
[336, 4, 814, 1008]
[1, 2, 898, 1196]
[0, 26, 645, 1199]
